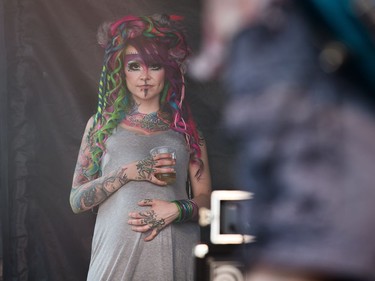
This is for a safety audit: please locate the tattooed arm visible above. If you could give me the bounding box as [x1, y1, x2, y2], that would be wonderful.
[188, 137, 212, 210]
[70, 117, 128, 214]
[70, 117, 175, 214]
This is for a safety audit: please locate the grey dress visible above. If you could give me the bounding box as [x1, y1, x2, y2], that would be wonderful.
[86, 126, 199, 281]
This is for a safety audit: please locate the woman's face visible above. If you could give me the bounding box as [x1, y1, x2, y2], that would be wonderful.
[124, 45, 166, 105]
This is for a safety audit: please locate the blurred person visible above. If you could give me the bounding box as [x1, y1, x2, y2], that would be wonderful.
[69, 14, 211, 281]
[191, 1, 375, 281]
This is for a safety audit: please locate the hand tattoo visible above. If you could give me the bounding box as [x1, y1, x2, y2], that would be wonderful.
[140, 210, 165, 231]
[136, 158, 156, 180]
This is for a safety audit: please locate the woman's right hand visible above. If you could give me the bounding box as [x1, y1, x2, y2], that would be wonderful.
[130, 153, 176, 185]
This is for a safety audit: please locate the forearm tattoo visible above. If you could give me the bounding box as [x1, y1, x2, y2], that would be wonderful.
[140, 210, 165, 231]
[72, 167, 129, 212]
[72, 145, 92, 187]
[136, 158, 156, 180]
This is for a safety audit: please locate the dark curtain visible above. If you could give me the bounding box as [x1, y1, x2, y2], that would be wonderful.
[1, 0, 234, 280]
[1, 0, 9, 279]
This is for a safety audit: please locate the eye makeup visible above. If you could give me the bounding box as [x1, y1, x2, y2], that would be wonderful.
[124, 54, 163, 72]
[127, 61, 142, 71]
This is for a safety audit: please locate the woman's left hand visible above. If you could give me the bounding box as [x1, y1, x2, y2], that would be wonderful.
[128, 199, 179, 241]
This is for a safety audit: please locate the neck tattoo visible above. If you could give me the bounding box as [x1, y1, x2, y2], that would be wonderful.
[122, 111, 170, 132]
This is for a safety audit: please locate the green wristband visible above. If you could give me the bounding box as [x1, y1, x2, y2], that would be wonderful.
[172, 200, 183, 223]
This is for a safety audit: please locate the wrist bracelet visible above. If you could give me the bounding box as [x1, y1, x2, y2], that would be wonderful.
[172, 199, 198, 223]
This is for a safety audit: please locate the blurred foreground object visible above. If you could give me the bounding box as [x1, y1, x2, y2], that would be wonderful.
[194, 190, 254, 280]
[189, 0, 273, 80]
[190, 0, 375, 90]
[192, 0, 375, 280]
[198, 190, 254, 244]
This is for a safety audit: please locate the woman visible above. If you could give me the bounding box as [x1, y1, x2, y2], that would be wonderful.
[70, 14, 211, 281]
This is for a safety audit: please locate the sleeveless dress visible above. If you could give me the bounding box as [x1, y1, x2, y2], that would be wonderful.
[86, 126, 199, 281]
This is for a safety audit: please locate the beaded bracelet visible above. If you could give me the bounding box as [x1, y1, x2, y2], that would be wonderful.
[172, 199, 199, 223]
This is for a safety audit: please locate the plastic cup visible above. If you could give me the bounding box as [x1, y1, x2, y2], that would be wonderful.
[150, 146, 176, 184]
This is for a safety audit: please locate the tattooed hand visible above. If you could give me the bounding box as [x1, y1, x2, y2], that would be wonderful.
[135, 157, 157, 180]
[128, 199, 179, 241]
[133, 154, 176, 186]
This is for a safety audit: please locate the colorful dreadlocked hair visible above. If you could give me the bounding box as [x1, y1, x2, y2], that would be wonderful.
[86, 14, 202, 178]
